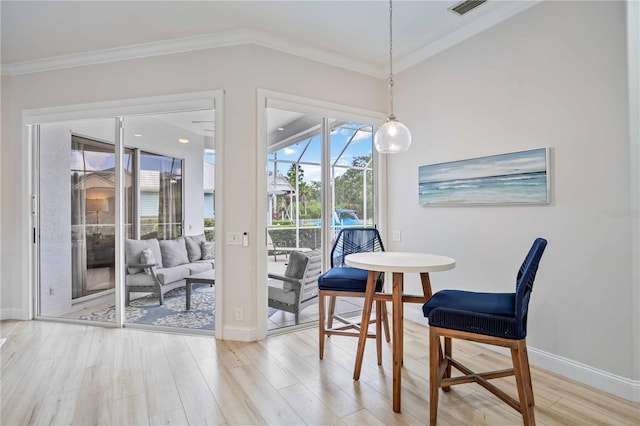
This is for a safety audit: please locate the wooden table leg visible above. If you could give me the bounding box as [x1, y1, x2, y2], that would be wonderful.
[419, 272, 433, 301]
[392, 271, 404, 413]
[353, 270, 378, 380]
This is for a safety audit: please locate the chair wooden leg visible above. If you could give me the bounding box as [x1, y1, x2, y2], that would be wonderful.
[319, 293, 325, 359]
[522, 341, 535, 406]
[429, 327, 441, 426]
[512, 340, 535, 426]
[353, 270, 378, 380]
[443, 336, 452, 392]
[381, 302, 391, 342]
[376, 300, 382, 365]
[327, 295, 336, 331]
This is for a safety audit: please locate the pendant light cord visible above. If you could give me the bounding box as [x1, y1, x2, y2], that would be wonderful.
[387, 0, 396, 120]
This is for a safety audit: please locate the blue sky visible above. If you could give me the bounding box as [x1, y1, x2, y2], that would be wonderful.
[269, 123, 373, 182]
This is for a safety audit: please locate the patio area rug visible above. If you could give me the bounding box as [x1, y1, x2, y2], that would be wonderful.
[79, 284, 215, 330]
[79, 285, 281, 330]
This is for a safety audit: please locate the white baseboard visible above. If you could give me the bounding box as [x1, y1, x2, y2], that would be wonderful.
[0, 308, 26, 321]
[404, 305, 639, 402]
[221, 325, 262, 342]
[527, 346, 640, 402]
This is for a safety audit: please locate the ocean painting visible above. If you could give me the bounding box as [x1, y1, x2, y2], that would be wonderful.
[419, 148, 550, 206]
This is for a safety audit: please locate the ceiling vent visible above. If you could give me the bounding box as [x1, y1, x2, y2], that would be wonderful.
[449, 0, 487, 16]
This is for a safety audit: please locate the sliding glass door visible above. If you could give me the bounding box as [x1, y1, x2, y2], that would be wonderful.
[34, 108, 216, 333]
[265, 106, 378, 331]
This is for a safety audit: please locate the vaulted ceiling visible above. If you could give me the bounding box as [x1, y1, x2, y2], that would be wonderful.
[1, 0, 538, 77]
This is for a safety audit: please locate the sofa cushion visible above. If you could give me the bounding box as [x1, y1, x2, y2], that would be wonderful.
[125, 238, 163, 273]
[155, 266, 190, 285]
[268, 284, 297, 306]
[126, 272, 159, 287]
[187, 262, 213, 275]
[159, 237, 189, 268]
[201, 241, 215, 260]
[184, 234, 205, 262]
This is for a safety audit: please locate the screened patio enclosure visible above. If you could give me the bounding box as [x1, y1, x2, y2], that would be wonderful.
[266, 105, 379, 330]
[267, 118, 376, 252]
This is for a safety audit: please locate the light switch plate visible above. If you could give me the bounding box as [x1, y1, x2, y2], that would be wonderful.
[392, 231, 401, 242]
[226, 232, 243, 245]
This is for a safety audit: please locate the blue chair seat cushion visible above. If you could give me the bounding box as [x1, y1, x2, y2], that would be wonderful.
[423, 290, 515, 318]
[318, 267, 377, 292]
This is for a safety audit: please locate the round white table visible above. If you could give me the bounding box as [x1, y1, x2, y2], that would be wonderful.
[346, 251, 456, 413]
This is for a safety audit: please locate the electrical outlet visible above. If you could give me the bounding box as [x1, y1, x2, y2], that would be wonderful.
[392, 231, 401, 242]
[235, 308, 243, 321]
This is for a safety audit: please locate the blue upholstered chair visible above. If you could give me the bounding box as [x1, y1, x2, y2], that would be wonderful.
[318, 227, 390, 363]
[423, 238, 547, 426]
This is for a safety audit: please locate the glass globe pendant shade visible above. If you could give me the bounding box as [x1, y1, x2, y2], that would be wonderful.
[374, 117, 412, 154]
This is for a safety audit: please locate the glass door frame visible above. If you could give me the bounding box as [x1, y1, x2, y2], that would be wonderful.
[257, 89, 387, 337]
[25, 91, 223, 332]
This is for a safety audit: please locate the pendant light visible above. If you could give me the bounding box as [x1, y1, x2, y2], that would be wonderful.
[374, 0, 412, 154]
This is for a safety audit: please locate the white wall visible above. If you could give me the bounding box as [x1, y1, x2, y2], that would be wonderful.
[390, 0, 638, 397]
[627, 0, 640, 385]
[0, 45, 384, 335]
[0, 76, 8, 317]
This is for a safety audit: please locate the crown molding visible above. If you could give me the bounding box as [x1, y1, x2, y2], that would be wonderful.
[395, 0, 541, 73]
[1, 28, 383, 78]
[1, 2, 540, 78]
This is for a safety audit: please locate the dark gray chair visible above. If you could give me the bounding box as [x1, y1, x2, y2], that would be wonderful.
[268, 250, 322, 324]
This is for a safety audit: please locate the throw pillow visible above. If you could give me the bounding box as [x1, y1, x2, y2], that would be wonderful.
[282, 250, 315, 292]
[140, 248, 157, 274]
[184, 234, 205, 262]
[159, 237, 189, 268]
[201, 241, 215, 260]
[125, 238, 163, 273]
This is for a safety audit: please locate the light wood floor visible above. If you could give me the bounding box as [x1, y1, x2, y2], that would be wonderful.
[1, 319, 638, 425]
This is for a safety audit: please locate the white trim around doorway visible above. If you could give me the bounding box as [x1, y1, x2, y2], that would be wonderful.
[21, 90, 224, 337]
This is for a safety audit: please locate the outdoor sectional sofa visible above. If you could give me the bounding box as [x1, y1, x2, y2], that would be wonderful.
[124, 234, 214, 305]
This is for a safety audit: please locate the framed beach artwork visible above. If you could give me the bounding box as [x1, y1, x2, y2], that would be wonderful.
[419, 148, 550, 206]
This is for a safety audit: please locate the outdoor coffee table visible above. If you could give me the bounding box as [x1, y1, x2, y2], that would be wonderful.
[185, 269, 215, 310]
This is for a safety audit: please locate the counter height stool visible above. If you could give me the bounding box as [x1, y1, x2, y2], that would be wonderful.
[318, 228, 390, 365]
[423, 238, 547, 426]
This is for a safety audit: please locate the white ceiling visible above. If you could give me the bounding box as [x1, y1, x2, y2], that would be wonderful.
[1, 0, 539, 77]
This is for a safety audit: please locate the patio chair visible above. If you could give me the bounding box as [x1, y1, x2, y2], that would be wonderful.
[267, 231, 311, 261]
[317, 227, 390, 364]
[423, 237, 547, 426]
[268, 249, 322, 324]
